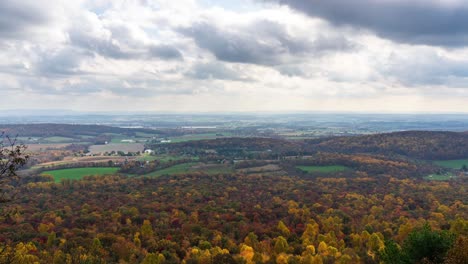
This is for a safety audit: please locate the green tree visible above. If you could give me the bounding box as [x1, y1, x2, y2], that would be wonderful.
[380, 224, 455, 264]
[461, 164, 467, 172]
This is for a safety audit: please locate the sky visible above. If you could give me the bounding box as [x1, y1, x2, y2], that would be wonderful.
[1, 0, 468, 113]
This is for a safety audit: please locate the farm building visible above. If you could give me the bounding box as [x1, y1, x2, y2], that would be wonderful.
[144, 149, 155, 154]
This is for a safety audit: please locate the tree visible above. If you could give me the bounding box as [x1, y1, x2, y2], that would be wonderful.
[461, 164, 467, 172]
[380, 224, 455, 264]
[444, 236, 468, 264]
[0, 133, 28, 203]
[274, 236, 289, 254]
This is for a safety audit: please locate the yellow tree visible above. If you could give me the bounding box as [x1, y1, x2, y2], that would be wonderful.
[141, 219, 154, 239]
[274, 236, 289, 254]
[302, 221, 319, 245]
[277, 221, 291, 237]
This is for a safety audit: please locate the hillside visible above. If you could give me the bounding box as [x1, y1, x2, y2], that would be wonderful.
[306, 131, 468, 160]
[0, 124, 161, 138]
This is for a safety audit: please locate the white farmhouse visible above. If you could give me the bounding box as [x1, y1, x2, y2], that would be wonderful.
[144, 149, 155, 154]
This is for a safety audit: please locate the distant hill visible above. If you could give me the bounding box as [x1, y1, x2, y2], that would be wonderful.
[307, 131, 468, 160]
[0, 124, 160, 138]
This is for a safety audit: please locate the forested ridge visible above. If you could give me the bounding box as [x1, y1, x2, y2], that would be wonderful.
[0, 124, 162, 138]
[0, 130, 466, 263]
[151, 131, 468, 161]
[306, 131, 468, 160]
[0, 173, 466, 263]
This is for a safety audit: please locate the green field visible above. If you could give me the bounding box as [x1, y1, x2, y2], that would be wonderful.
[424, 173, 456, 181]
[142, 163, 198, 177]
[433, 159, 468, 170]
[192, 165, 234, 175]
[168, 132, 234, 143]
[42, 136, 75, 143]
[41, 167, 119, 182]
[297, 165, 350, 173]
[135, 132, 159, 137]
[137, 154, 189, 162]
[141, 162, 232, 177]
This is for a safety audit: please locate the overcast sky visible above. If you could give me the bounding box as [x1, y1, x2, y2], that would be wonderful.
[1, 0, 468, 113]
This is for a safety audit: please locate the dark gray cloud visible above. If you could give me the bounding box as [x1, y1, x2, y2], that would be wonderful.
[36, 48, 90, 77]
[148, 45, 183, 60]
[0, 0, 51, 39]
[179, 19, 354, 65]
[267, 0, 468, 46]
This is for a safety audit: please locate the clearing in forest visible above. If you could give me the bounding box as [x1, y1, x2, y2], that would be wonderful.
[433, 159, 468, 170]
[41, 167, 120, 182]
[296, 165, 350, 173]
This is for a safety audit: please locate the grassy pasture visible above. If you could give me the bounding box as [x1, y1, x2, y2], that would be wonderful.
[89, 143, 144, 154]
[190, 164, 234, 174]
[42, 136, 75, 143]
[26, 143, 71, 152]
[41, 167, 119, 182]
[135, 132, 159, 137]
[168, 132, 234, 143]
[142, 163, 198, 177]
[137, 155, 189, 162]
[297, 165, 350, 173]
[141, 162, 233, 177]
[424, 173, 456, 181]
[433, 159, 468, 169]
[32, 156, 137, 170]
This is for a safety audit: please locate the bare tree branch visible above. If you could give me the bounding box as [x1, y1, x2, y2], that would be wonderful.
[0, 132, 29, 204]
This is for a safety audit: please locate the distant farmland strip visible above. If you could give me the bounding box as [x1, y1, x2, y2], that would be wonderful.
[434, 159, 468, 169]
[41, 167, 120, 182]
[89, 143, 144, 154]
[296, 165, 350, 173]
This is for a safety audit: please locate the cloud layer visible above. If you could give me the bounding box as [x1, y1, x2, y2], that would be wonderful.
[0, 0, 468, 113]
[270, 0, 468, 46]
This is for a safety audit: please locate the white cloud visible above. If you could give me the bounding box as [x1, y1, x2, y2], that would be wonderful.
[0, 0, 467, 113]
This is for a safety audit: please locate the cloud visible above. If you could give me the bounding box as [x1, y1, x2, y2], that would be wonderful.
[382, 49, 468, 86]
[0, 0, 468, 113]
[68, 10, 183, 61]
[0, 0, 52, 39]
[267, 0, 468, 46]
[179, 19, 355, 65]
[148, 45, 183, 60]
[36, 48, 90, 77]
[186, 62, 252, 81]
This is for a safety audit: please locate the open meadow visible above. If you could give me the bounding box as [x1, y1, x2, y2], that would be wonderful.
[296, 165, 350, 173]
[89, 143, 144, 154]
[434, 159, 468, 169]
[40, 167, 120, 182]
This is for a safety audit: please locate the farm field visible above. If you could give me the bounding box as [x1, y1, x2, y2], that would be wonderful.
[142, 162, 234, 178]
[237, 164, 282, 174]
[89, 143, 144, 154]
[167, 132, 234, 143]
[110, 136, 138, 143]
[433, 159, 468, 169]
[32, 156, 137, 170]
[424, 173, 456, 181]
[296, 165, 350, 173]
[137, 154, 190, 162]
[190, 163, 234, 174]
[41, 136, 76, 143]
[40, 167, 120, 182]
[141, 162, 198, 177]
[26, 143, 72, 152]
